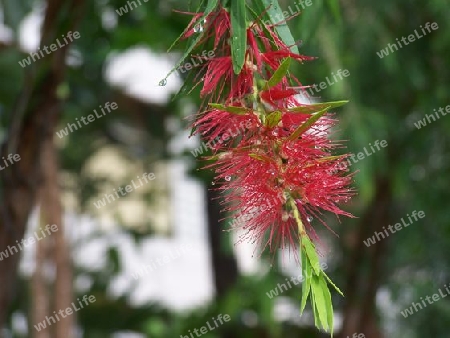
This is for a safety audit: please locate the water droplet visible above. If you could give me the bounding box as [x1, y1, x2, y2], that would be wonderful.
[193, 24, 203, 33]
[307, 216, 313, 222]
[225, 176, 232, 181]
[193, 19, 206, 33]
[267, 169, 276, 176]
[159, 78, 167, 86]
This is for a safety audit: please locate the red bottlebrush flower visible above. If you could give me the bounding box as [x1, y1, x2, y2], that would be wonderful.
[172, 3, 354, 333]
[260, 87, 298, 107]
[181, 7, 231, 46]
[180, 3, 354, 255]
[186, 8, 314, 104]
[188, 20, 353, 252]
[203, 113, 354, 253]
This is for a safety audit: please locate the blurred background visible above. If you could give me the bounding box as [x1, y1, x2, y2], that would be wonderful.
[0, 0, 449, 337]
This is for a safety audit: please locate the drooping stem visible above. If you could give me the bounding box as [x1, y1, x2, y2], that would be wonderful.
[288, 197, 307, 237]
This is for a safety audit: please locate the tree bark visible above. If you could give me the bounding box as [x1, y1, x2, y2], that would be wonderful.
[31, 215, 52, 338]
[37, 134, 74, 338]
[0, 0, 85, 330]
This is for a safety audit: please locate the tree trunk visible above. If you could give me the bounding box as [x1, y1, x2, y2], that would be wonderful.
[31, 214, 52, 338]
[37, 134, 74, 338]
[0, 0, 85, 330]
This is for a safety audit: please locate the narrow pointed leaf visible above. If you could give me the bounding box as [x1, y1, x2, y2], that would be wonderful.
[300, 248, 312, 313]
[261, 0, 299, 53]
[311, 286, 321, 328]
[264, 58, 291, 89]
[319, 275, 334, 333]
[230, 0, 247, 74]
[301, 235, 321, 275]
[287, 107, 329, 141]
[246, 2, 279, 51]
[323, 272, 344, 296]
[265, 110, 282, 127]
[208, 103, 250, 115]
[317, 155, 346, 163]
[163, 0, 219, 82]
[188, 0, 205, 11]
[249, 153, 273, 163]
[288, 100, 349, 114]
[172, 0, 206, 52]
[311, 275, 329, 331]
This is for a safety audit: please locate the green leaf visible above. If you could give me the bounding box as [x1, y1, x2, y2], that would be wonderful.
[188, 0, 205, 13]
[246, 2, 278, 51]
[265, 110, 282, 127]
[317, 155, 346, 163]
[249, 153, 273, 162]
[163, 0, 219, 82]
[311, 274, 329, 331]
[261, 0, 299, 54]
[264, 58, 291, 89]
[287, 100, 349, 114]
[230, 0, 247, 74]
[319, 275, 334, 333]
[326, 0, 342, 25]
[300, 249, 311, 314]
[172, 65, 207, 102]
[323, 271, 344, 297]
[310, 285, 321, 328]
[301, 235, 321, 275]
[287, 107, 329, 141]
[168, 0, 216, 53]
[208, 103, 250, 115]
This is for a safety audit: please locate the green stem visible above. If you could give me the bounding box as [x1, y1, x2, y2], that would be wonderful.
[288, 197, 307, 237]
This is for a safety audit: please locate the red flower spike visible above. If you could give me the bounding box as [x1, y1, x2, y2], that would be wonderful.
[172, 4, 354, 334]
